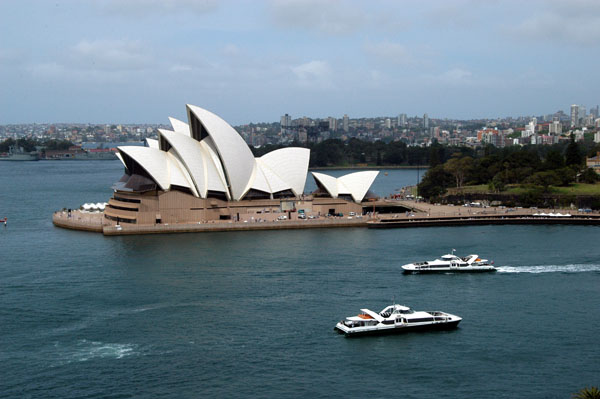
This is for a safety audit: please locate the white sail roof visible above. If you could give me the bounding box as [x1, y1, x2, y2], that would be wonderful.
[168, 117, 190, 136]
[166, 149, 199, 197]
[115, 104, 312, 201]
[258, 148, 310, 196]
[159, 129, 208, 196]
[115, 152, 126, 169]
[312, 172, 339, 197]
[117, 146, 194, 192]
[187, 104, 255, 200]
[145, 138, 159, 149]
[338, 171, 379, 202]
[199, 140, 229, 196]
[312, 171, 379, 202]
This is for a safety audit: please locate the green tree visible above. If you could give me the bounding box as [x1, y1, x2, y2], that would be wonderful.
[543, 149, 565, 170]
[0, 138, 16, 152]
[565, 134, 583, 167]
[555, 167, 576, 186]
[16, 138, 38, 152]
[417, 165, 453, 200]
[444, 156, 474, 188]
[429, 141, 442, 167]
[581, 168, 599, 184]
[488, 172, 506, 193]
[526, 171, 561, 192]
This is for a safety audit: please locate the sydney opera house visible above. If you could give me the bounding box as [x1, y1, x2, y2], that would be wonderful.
[103, 105, 379, 226]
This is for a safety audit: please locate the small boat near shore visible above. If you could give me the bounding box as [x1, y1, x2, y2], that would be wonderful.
[402, 251, 496, 274]
[335, 304, 461, 337]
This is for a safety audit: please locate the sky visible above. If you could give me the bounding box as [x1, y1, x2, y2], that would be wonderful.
[1, 0, 599, 125]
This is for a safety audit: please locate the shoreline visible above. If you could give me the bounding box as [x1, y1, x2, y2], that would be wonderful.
[52, 200, 600, 236]
[309, 165, 428, 170]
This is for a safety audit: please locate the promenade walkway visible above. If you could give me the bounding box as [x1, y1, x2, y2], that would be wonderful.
[53, 202, 600, 236]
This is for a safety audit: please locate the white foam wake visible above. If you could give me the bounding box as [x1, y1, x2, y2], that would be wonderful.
[496, 264, 600, 273]
[57, 340, 137, 363]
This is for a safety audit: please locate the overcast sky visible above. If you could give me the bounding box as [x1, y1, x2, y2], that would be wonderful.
[1, 0, 599, 125]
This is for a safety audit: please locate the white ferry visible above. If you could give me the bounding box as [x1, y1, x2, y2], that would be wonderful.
[402, 251, 496, 274]
[335, 304, 461, 337]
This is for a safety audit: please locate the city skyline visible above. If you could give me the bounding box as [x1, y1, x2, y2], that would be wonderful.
[1, 1, 600, 125]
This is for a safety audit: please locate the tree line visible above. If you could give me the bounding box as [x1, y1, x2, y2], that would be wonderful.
[418, 135, 598, 200]
[251, 138, 466, 168]
[0, 138, 74, 152]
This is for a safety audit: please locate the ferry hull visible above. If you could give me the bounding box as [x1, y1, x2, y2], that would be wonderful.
[335, 319, 461, 337]
[402, 267, 496, 274]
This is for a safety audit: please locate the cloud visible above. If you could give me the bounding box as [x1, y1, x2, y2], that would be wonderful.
[268, 0, 363, 35]
[440, 68, 472, 82]
[0, 48, 25, 66]
[221, 44, 242, 57]
[27, 62, 66, 79]
[510, 0, 600, 45]
[291, 60, 333, 88]
[101, 0, 218, 17]
[69, 39, 153, 71]
[425, 0, 487, 29]
[169, 64, 193, 73]
[25, 39, 155, 85]
[363, 41, 413, 66]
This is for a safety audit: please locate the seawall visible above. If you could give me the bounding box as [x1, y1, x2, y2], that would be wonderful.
[53, 206, 600, 236]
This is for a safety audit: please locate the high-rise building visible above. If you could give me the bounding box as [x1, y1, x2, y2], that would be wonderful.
[549, 121, 562, 135]
[385, 118, 391, 129]
[571, 104, 580, 127]
[423, 113, 429, 129]
[327, 117, 337, 131]
[343, 114, 349, 132]
[280, 113, 292, 134]
[398, 113, 407, 127]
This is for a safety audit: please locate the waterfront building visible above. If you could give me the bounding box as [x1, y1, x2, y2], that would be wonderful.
[105, 105, 379, 226]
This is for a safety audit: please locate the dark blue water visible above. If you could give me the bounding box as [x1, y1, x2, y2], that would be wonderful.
[1, 161, 599, 398]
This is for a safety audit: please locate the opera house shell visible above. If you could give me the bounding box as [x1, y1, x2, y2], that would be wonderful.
[104, 105, 378, 226]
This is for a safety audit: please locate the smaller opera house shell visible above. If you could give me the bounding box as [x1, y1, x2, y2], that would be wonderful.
[104, 105, 378, 225]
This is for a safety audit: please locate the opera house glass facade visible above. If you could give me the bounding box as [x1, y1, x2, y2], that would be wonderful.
[105, 105, 378, 225]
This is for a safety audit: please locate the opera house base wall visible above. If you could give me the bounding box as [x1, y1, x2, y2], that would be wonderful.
[53, 189, 370, 236]
[103, 190, 364, 226]
[101, 217, 368, 235]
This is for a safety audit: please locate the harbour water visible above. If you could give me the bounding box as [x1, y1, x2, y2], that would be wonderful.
[1, 161, 599, 398]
